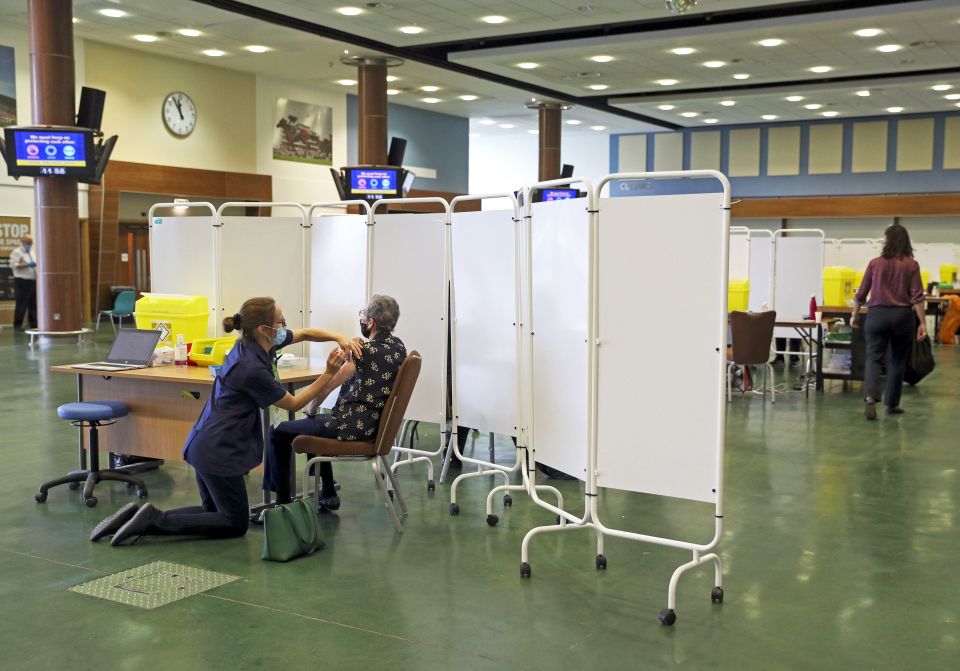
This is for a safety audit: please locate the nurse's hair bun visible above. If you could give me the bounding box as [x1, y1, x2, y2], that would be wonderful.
[223, 312, 243, 333]
[224, 298, 276, 340]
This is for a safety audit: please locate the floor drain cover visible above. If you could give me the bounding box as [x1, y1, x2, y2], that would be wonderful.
[69, 561, 239, 609]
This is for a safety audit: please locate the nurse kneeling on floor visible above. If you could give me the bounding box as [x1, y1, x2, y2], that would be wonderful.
[90, 296, 361, 546]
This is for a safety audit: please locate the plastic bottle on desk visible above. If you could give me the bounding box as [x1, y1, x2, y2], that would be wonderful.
[174, 334, 188, 367]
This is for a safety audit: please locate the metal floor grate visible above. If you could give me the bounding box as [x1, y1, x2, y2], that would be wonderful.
[69, 561, 239, 609]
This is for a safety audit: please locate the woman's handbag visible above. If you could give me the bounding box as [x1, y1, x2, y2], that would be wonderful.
[261, 499, 325, 562]
[904, 335, 935, 385]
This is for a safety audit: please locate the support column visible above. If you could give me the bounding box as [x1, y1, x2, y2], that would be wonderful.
[536, 103, 563, 181]
[29, 0, 81, 331]
[357, 57, 388, 165]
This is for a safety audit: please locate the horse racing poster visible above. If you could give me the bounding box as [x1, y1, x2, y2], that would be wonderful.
[272, 99, 333, 166]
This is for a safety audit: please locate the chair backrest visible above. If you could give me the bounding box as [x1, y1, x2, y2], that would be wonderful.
[114, 290, 136, 315]
[730, 310, 776, 365]
[372, 351, 422, 456]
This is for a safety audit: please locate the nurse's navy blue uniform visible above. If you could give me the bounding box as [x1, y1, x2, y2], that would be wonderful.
[143, 331, 293, 539]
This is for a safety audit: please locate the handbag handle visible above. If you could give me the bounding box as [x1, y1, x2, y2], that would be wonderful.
[280, 503, 319, 553]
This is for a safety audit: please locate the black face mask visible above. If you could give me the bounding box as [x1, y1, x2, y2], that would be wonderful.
[360, 321, 371, 339]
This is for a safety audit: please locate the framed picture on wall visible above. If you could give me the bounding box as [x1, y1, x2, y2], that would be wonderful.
[272, 98, 333, 166]
[0, 44, 16, 127]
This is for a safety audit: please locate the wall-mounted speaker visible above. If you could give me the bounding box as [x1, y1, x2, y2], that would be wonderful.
[560, 163, 574, 178]
[77, 87, 107, 131]
[387, 136, 407, 167]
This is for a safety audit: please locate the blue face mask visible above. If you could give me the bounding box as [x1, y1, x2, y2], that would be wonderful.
[269, 326, 287, 347]
[23, 244, 31, 253]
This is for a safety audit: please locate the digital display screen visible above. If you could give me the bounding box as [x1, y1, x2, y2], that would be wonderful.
[348, 168, 399, 196]
[540, 188, 578, 202]
[3, 127, 95, 178]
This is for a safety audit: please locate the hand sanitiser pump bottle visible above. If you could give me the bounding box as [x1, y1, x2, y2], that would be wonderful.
[174, 334, 187, 367]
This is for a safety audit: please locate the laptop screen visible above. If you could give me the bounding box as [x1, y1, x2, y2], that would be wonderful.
[105, 329, 162, 365]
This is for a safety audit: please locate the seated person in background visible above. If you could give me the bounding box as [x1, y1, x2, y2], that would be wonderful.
[265, 294, 406, 512]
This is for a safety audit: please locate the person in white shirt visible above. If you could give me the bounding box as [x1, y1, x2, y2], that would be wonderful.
[9, 234, 37, 330]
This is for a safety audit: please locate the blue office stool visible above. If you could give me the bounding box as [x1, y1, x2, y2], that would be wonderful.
[35, 402, 148, 507]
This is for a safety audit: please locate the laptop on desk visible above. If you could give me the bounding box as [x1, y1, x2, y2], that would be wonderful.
[72, 329, 162, 372]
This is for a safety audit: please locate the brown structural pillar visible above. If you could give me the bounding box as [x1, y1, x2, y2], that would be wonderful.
[537, 103, 563, 181]
[357, 57, 388, 165]
[29, 0, 81, 332]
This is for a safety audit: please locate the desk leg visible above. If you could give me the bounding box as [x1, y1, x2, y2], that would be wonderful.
[816, 324, 824, 392]
[286, 383, 296, 499]
[76, 375, 87, 471]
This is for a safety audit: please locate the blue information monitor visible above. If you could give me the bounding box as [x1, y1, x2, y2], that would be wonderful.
[540, 188, 578, 202]
[3, 127, 95, 178]
[348, 168, 399, 196]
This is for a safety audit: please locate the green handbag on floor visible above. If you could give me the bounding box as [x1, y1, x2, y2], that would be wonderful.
[261, 499, 325, 562]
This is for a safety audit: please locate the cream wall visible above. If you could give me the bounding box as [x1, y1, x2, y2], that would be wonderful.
[83, 41, 257, 173]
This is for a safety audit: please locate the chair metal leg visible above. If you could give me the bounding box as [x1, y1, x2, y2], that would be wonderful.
[95, 313, 101, 331]
[118, 315, 123, 330]
[768, 363, 776, 403]
[380, 455, 408, 515]
[371, 459, 404, 532]
[726, 363, 732, 402]
[110, 314, 116, 334]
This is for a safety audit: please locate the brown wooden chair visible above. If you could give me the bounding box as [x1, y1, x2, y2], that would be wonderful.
[728, 311, 777, 403]
[293, 351, 422, 532]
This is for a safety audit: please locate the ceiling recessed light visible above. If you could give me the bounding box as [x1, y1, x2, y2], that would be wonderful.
[945, 93, 960, 100]
[956, 103, 960, 108]
[566, 119, 582, 125]
[336, 79, 357, 86]
[516, 62, 539, 69]
[804, 103, 823, 110]
[385, 75, 399, 82]
[762, 114, 779, 120]
[591, 125, 606, 131]
[758, 38, 784, 47]
[386, 89, 400, 95]
[133, 34, 158, 43]
[202, 49, 226, 57]
[590, 55, 614, 63]
[786, 95, 805, 102]
[422, 97, 441, 104]
[670, 47, 696, 55]
[855, 90, 871, 97]
[932, 84, 953, 91]
[498, 123, 514, 128]
[469, 132, 480, 138]
[459, 94, 478, 101]
[72, 17, 79, 24]
[657, 79, 679, 86]
[399, 26, 424, 34]
[178, 28, 202, 37]
[478, 119, 496, 126]
[680, 112, 699, 118]
[733, 73, 751, 80]
[855, 28, 882, 38]
[99, 8, 128, 18]
[703, 61, 726, 68]
[657, 104, 675, 111]
[482, 15, 508, 24]
[588, 84, 609, 91]
[720, 100, 736, 107]
[703, 118, 719, 124]
[886, 106, 904, 113]
[528, 129, 539, 134]
[809, 65, 833, 74]
[821, 111, 839, 117]
[244, 45, 270, 53]
[420, 85, 440, 92]
[337, 6, 364, 15]
[876, 44, 903, 53]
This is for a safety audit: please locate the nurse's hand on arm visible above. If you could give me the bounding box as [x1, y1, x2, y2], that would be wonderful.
[274, 349, 348, 412]
[290, 328, 363, 360]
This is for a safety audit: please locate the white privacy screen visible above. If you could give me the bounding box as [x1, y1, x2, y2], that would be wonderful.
[530, 198, 588, 481]
[915, 243, 955, 282]
[370, 212, 446, 424]
[595, 194, 724, 503]
[309, 214, 368, 408]
[836, 240, 881, 275]
[451, 210, 518, 437]
[748, 232, 774, 312]
[729, 230, 750, 281]
[774, 233, 823, 337]
[150, 216, 217, 338]
[219, 216, 306, 354]
[824, 240, 842, 267]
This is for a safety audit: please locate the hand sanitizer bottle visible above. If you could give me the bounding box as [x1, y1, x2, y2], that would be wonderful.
[174, 334, 187, 367]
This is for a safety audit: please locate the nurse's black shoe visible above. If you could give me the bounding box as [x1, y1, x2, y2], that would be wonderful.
[317, 495, 340, 513]
[111, 503, 157, 546]
[90, 502, 139, 542]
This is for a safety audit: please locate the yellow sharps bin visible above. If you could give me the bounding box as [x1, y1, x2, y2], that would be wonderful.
[134, 293, 210, 346]
[728, 279, 750, 312]
[940, 264, 958, 287]
[823, 267, 856, 306]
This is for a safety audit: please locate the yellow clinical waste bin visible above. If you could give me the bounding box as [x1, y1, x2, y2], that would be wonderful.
[134, 293, 210, 346]
[940, 264, 958, 287]
[921, 270, 930, 289]
[823, 267, 856, 306]
[188, 336, 236, 366]
[728, 279, 750, 312]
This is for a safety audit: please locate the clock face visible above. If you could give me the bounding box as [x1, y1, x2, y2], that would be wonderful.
[162, 92, 197, 137]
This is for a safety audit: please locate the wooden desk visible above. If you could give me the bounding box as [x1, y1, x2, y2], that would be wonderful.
[774, 319, 824, 394]
[52, 363, 326, 463]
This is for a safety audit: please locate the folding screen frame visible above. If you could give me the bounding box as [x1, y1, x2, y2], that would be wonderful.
[728, 225, 751, 283]
[518, 171, 731, 627]
[747, 229, 775, 313]
[835, 238, 882, 277]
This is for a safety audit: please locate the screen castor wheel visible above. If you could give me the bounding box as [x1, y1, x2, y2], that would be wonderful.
[596, 554, 607, 570]
[427, 480, 435, 492]
[503, 494, 513, 507]
[69, 482, 80, 490]
[520, 562, 531, 578]
[34, 490, 47, 503]
[84, 496, 98, 508]
[711, 586, 724, 604]
[449, 503, 460, 516]
[486, 514, 499, 527]
[659, 609, 677, 626]
[135, 488, 148, 499]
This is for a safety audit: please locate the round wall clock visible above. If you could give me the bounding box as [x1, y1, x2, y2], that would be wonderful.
[161, 91, 197, 137]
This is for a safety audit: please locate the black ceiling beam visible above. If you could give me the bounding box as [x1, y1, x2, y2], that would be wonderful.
[185, 0, 680, 129]
[409, 0, 931, 58]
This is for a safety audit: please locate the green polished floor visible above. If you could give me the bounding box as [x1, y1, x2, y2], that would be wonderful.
[1, 328, 956, 670]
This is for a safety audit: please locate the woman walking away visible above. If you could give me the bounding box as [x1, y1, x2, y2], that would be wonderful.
[851, 224, 926, 420]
